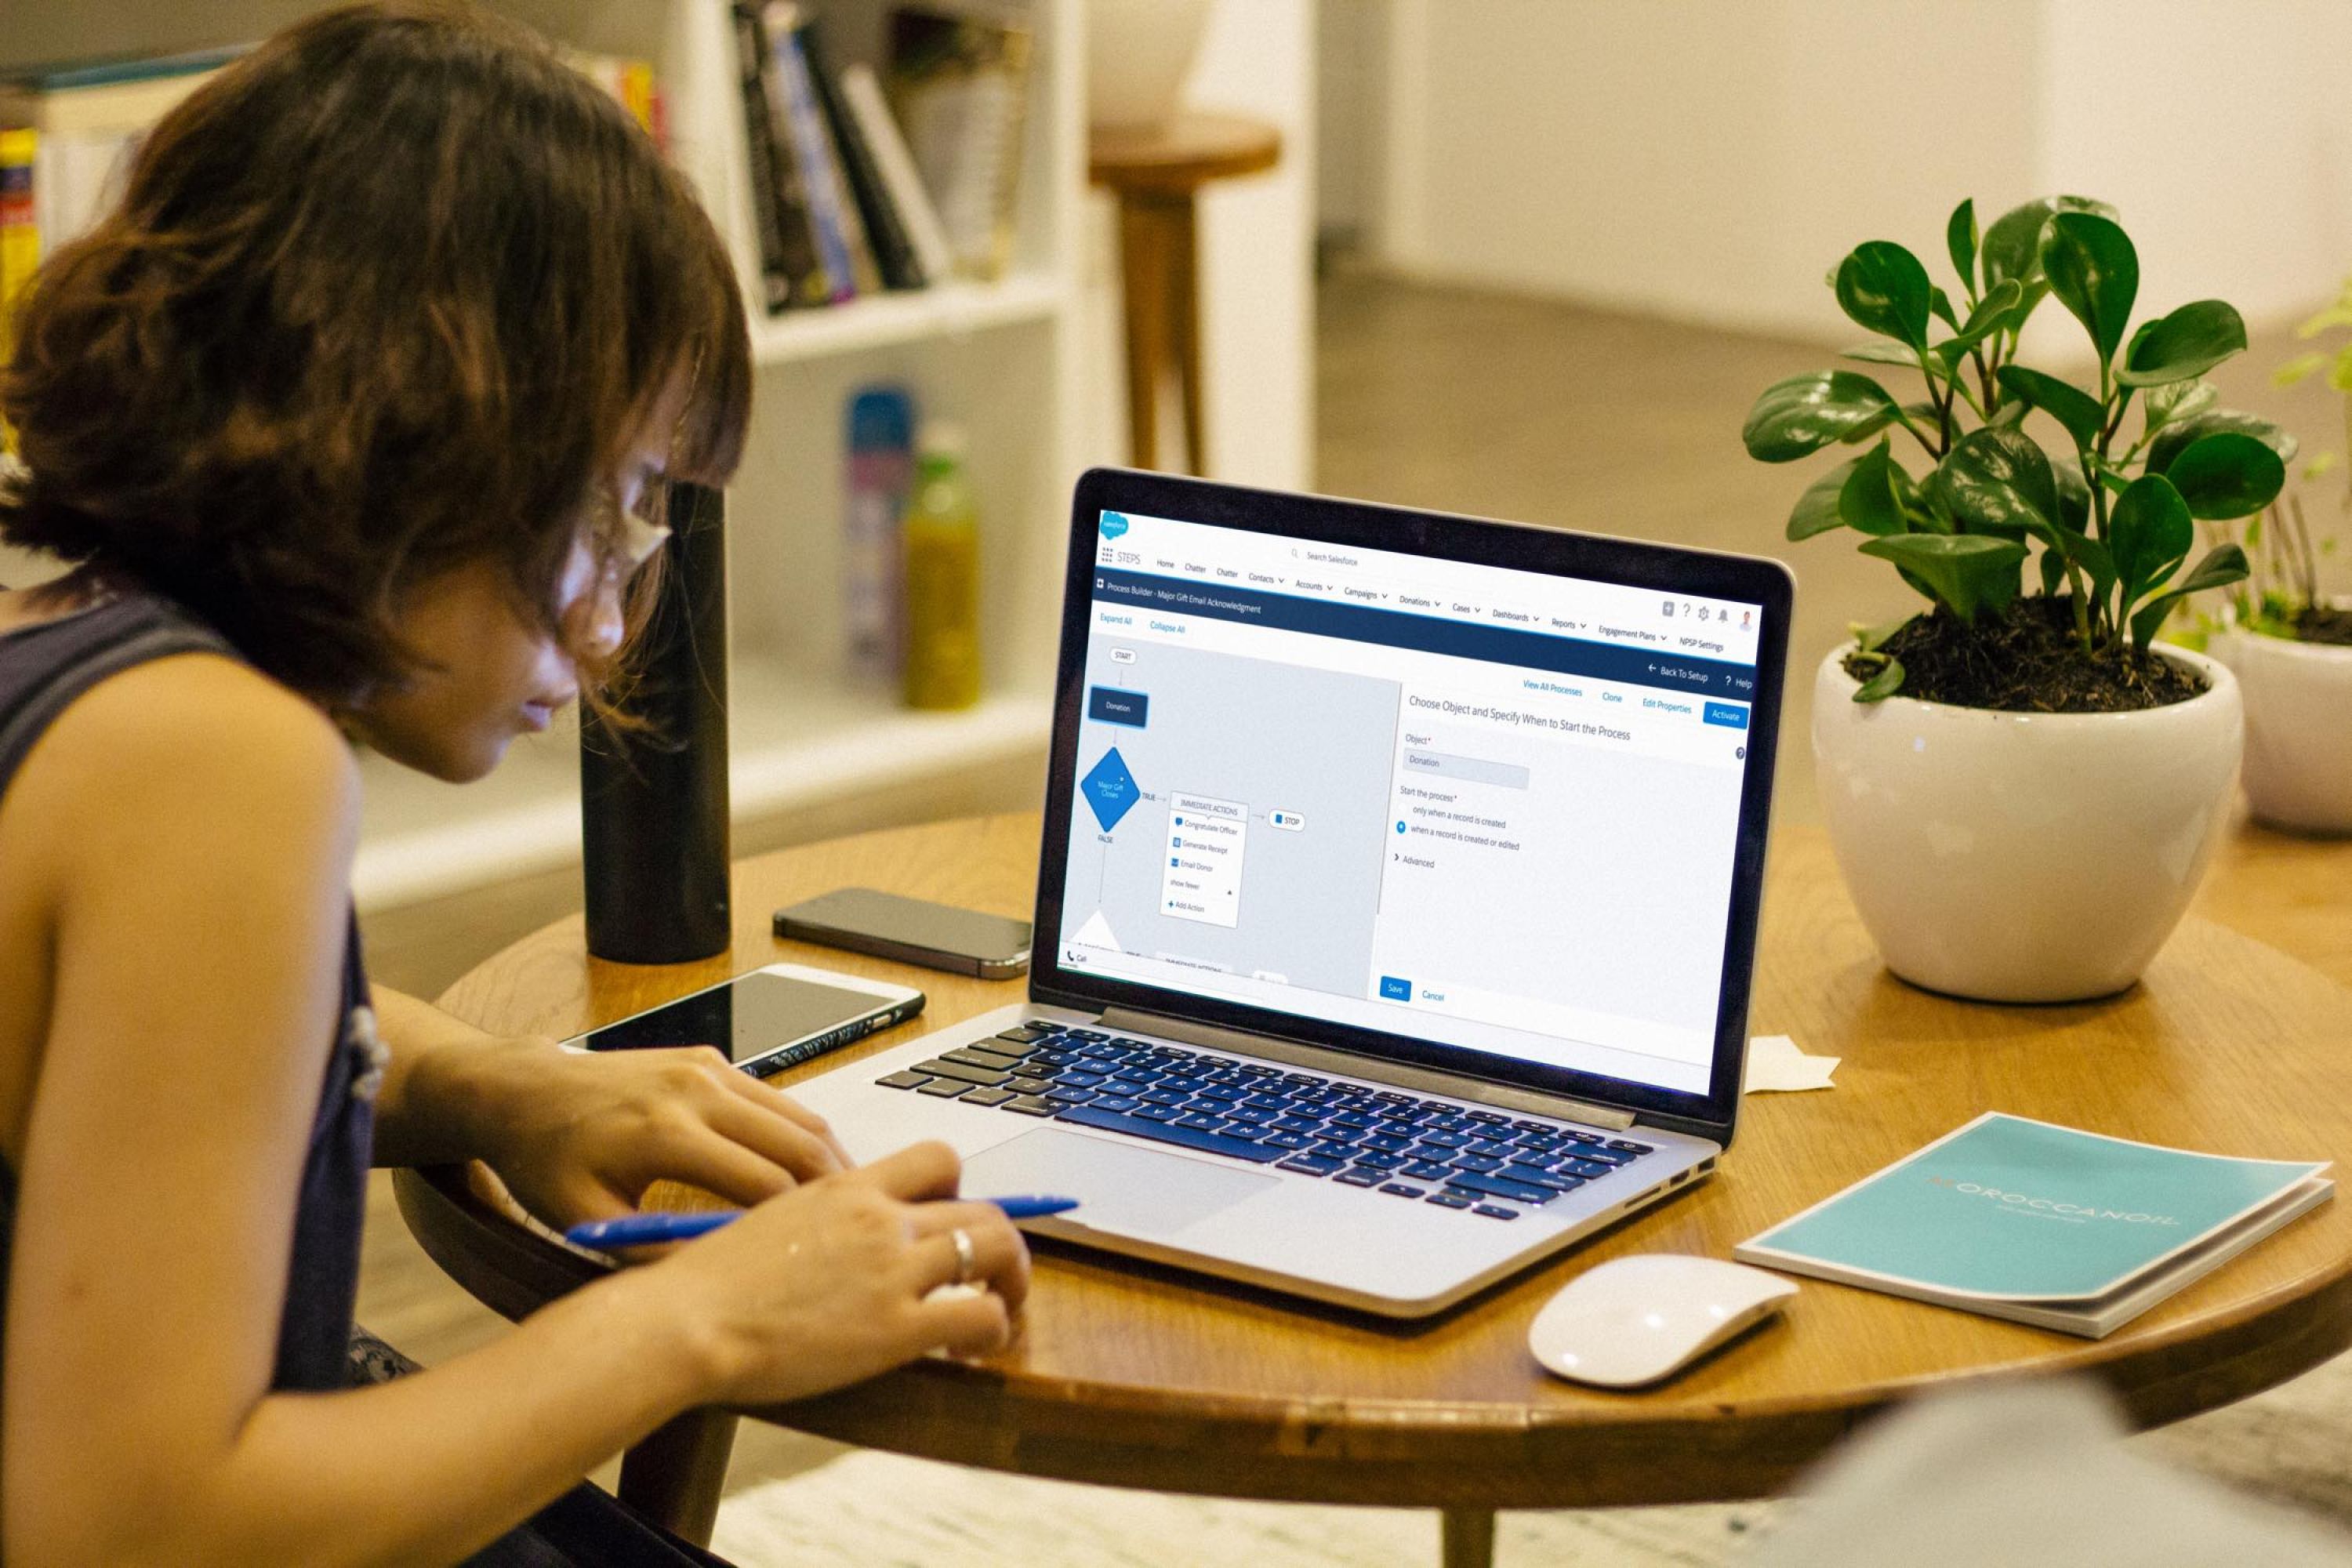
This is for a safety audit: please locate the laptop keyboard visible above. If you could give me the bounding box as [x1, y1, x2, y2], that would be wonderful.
[873, 1020, 1653, 1221]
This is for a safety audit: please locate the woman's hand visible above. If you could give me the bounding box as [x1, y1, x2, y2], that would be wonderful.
[647, 1140, 1031, 1406]
[462, 1040, 855, 1231]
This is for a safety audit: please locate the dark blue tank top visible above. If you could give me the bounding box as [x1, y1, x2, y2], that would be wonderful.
[0, 589, 377, 1392]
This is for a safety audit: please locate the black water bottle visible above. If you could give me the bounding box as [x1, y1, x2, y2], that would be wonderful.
[582, 480, 731, 963]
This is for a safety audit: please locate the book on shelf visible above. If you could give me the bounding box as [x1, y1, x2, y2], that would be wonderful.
[0, 49, 234, 265]
[885, 5, 1032, 282]
[839, 62, 955, 289]
[800, 21, 927, 292]
[557, 46, 666, 150]
[731, 2, 828, 311]
[762, 3, 881, 303]
[1734, 1112, 2334, 1338]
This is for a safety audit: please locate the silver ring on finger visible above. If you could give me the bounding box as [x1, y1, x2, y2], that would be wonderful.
[949, 1226, 978, 1287]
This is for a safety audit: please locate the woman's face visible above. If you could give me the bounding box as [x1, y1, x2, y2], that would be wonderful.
[348, 403, 676, 784]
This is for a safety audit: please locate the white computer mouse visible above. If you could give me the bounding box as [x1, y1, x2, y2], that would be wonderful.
[1527, 1254, 1797, 1388]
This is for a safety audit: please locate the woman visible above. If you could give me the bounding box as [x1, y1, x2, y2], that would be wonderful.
[0, 5, 1027, 1564]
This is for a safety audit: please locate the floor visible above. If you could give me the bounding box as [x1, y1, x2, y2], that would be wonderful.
[353, 270, 2352, 1502]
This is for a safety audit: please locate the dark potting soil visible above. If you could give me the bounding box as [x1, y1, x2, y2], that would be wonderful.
[2293, 604, 2352, 645]
[1843, 597, 2205, 713]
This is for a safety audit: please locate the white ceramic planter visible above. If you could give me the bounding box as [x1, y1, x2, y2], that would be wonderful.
[2212, 626, 2352, 836]
[1087, 0, 1213, 132]
[1812, 645, 2241, 1003]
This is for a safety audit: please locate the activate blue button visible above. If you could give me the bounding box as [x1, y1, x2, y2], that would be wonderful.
[1087, 686, 1149, 728]
[1703, 702, 1749, 730]
[1378, 976, 1414, 1002]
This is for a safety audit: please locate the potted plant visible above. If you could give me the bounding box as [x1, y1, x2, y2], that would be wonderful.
[2205, 289, 2352, 829]
[1744, 194, 2287, 1003]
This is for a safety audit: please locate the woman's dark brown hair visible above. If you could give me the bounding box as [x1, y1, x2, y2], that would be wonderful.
[0, 0, 751, 706]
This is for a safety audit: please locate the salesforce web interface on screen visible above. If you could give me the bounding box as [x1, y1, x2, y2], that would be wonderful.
[1056, 509, 1763, 1098]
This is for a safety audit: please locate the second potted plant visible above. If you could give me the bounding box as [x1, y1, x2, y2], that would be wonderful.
[1745, 194, 2284, 1002]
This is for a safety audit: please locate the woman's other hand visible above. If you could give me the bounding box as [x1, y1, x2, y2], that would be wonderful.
[470, 1040, 855, 1229]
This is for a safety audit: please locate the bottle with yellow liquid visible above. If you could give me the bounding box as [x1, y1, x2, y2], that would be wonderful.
[900, 423, 982, 710]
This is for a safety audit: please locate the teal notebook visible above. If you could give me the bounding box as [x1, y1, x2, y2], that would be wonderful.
[1735, 1112, 2332, 1338]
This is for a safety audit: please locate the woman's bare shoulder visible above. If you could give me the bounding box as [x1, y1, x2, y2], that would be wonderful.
[5, 652, 359, 878]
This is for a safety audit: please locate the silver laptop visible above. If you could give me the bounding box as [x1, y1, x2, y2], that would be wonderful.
[789, 469, 1793, 1317]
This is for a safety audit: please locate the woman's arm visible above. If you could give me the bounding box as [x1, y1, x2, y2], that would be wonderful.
[365, 985, 854, 1229]
[2, 658, 1025, 1568]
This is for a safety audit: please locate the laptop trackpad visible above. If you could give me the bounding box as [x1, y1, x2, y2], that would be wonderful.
[960, 1128, 1279, 1239]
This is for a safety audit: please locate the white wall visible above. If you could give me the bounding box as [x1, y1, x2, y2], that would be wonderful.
[1077, 0, 1317, 489]
[1370, 0, 2352, 343]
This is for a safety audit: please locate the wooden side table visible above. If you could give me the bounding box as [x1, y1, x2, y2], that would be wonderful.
[1090, 111, 1281, 474]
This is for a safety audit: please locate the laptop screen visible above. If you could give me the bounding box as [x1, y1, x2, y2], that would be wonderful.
[1036, 475, 1788, 1134]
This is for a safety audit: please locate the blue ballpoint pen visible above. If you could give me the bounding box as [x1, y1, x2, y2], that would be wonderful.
[565, 1194, 1081, 1250]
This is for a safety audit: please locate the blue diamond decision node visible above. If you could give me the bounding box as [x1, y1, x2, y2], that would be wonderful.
[1081, 747, 1139, 832]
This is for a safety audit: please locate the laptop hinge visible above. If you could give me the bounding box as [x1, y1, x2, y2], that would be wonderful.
[1095, 1007, 1639, 1131]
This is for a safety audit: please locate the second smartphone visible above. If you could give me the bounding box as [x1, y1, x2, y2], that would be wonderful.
[774, 887, 1032, 978]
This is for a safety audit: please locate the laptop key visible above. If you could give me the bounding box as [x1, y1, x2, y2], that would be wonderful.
[1051, 1087, 1100, 1105]
[875, 1070, 933, 1090]
[1141, 1088, 1190, 1106]
[1352, 1150, 1404, 1171]
[913, 1058, 1012, 1087]
[1417, 1130, 1470, 1149]
[916, 1079, 974, 1098]
[1091, 1095, 1143, 1114]
[1313, 1138, 1362, 1159]
[943, 1047, 1026, 1072]
[1444, 1171, 1557, 1206]
[1276, 1153, 1346, 1177]
[1465, 1139, 1517, 1158]
[1134, 1105, 1183, 1122]
[1465, 1110, 1509, 1125]
[1003, 1095, 1069, 1116]
[1497, 1163, 1585, 1193]
[1056, 1070, 1109, 1088]
[962, 1087, 1016, 1107]
[1359, 1133, 1411, 1153]
[1064, 1029, 1110, 1040]
[1008, 1076, 1057, 1096]
[1261, 1132, 1315, 1150]
[1605, 1140, 1654, 1156]
[1425, 1192, 1473, 1210]
[1333, 1167, 1383, 1188]
[1379, 1183, 1427, 1198]
[1400, 1160, 1453, 1181]
[1472, 1204, 1521, 1221]
[1271, 1116, 1324, 1134]
[1449, 1154, 1505, 1174]
[1555, 1157, 1617, 1180]
[1173, 1113, 1228, 1131]
[1058, 1105, 1289, 1164]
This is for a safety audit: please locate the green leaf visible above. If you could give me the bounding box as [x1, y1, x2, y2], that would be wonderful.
[1860, 533, 2027, 623]
[2039, 544, 2069, 596]
[2298, 303, 2352, 337]
[2164, 431, 2286, 521]
[2129, 543, 2250, 649]
[1929, 286, 1959, 331]
[2108, 474, 2194, 606]
[2332, 346, 2352, 392]
[1835, 241, 1933, 350]
[1838, 439, 1913, 537]
[1786, 455, 1865, 540]
[2276, 351, 2328, 387]
[1936, 425, 2060, 543]
[2143, 379, 2217, 437]
[1947, 198, 1979, 292]
[2147, 410, 2299, 474]
[1744, 371, 1899, 461]
[2052, 456, 2092, 534]
[1980, 194, 2119, 291]
[1841, 342, 1924, 367]
[1854, 654, 1907, 702]
[1853, 615, 1914, 654]
[1994, 365, 2105, 449]
[2115, 299, 2247, 387]
[2039, 211, 2140, 365]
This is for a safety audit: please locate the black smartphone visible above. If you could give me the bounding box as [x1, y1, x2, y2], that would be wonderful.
[564, 964, 926, 1076]
[773, 887, 1033, 978]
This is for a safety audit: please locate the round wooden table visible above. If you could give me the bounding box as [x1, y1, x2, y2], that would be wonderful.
[397, 815, 2352, 1566]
